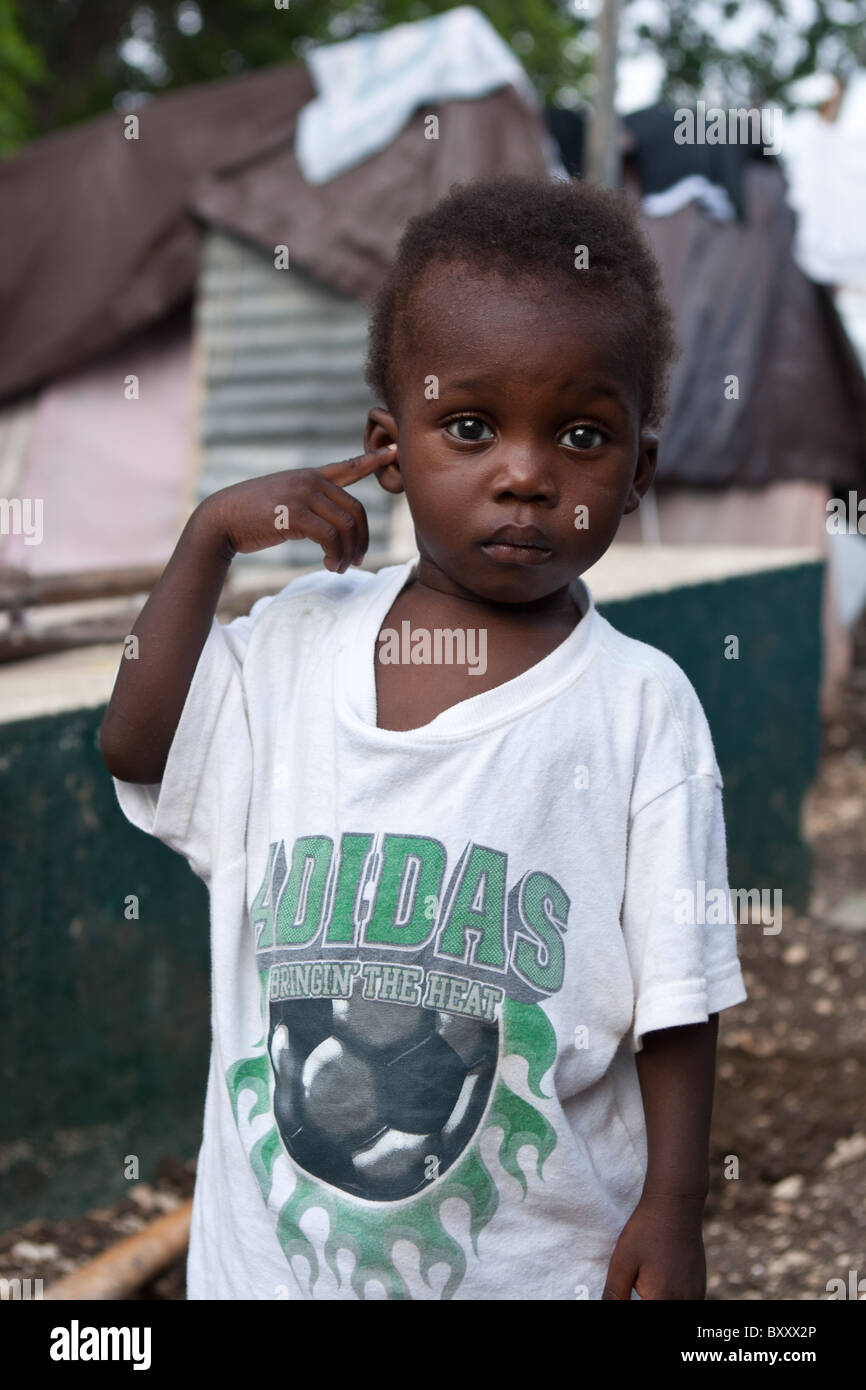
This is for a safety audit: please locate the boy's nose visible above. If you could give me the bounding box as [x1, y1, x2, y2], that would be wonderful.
[490, 446, 557, 499]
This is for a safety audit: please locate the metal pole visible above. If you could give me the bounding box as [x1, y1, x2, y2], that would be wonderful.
[587, 0, 623, 186]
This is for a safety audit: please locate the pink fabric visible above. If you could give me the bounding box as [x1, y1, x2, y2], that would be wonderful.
[1, 315, 193, 574]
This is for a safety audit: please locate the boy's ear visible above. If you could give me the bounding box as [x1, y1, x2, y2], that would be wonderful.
[622, 431, 658, 515]
[365, 408, 403, 494]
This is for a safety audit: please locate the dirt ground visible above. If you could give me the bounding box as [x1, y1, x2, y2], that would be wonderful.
[703, 612, 866, 1301]
[3, 618, 864, 1302]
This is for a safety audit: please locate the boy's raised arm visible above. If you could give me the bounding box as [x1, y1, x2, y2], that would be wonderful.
[98, 499, 237, 785]
[98, 447, 394, 785]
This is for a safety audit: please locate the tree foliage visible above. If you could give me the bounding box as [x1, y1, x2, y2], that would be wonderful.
[0, 0, 45, 153]
[4, 0, 866, 156]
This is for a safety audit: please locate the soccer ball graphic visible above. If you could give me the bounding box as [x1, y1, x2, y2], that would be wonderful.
[268, 991, 499, 1201]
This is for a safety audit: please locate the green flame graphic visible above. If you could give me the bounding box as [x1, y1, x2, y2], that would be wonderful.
[226, 996, 557, 1299]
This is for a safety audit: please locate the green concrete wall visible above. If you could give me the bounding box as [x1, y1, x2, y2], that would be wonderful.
[0, 709, 210, 1229]
[0, 560, 822, 1229]
[598, 562, 822, 911]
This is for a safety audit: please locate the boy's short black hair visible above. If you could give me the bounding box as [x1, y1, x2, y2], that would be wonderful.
[364, 173, 680, 430]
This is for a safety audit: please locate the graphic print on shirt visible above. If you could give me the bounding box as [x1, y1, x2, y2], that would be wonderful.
[226, 831, 565, 1298]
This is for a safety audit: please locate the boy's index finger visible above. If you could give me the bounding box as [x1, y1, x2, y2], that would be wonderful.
[318, 444, 397, 488]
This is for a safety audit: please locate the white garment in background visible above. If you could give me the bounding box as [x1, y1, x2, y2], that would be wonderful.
[780, 74, 866, 284]
[642, 173, 736, 223]
[296, 6, 542, 185]
[827, 527, 866, 629]
[112, 555, 746, 1300]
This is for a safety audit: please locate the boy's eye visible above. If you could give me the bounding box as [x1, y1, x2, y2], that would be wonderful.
[561, 425, 605, 450]
[445, 417, 494, 442]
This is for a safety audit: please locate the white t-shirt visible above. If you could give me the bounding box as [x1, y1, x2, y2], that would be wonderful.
[112, 553, 747, 1301]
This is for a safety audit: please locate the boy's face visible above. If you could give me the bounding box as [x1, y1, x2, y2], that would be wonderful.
[365, 260, 657, 608]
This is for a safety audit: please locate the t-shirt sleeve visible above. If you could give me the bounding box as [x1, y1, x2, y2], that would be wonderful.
[111, 593, 276, 884]
[620, 772, 748, 1054]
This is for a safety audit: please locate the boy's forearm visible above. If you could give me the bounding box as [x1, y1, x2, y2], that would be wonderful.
[99, 500, 236, 784]
[634, 1015, 719, 1207]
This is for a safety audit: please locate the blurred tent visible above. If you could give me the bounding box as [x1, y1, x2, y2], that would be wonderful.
[0, 6, 558, 578]
[599, 101, 866, 715]
[1, 10, 866, 707]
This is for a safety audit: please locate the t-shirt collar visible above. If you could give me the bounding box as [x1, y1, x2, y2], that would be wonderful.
[335, 552, 600, 742]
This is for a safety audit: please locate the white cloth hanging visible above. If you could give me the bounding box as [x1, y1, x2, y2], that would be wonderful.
[295, 6, 541, 185]
[780, 72, 866, 284]
[642, 173, 737, 222]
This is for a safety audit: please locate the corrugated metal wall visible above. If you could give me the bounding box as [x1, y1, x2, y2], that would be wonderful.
[194, 231, 396, 569]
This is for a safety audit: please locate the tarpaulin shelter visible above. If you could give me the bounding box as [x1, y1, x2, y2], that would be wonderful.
[608, 104, 866, 712]
[0, 11, 554, 576]
[617, 112, 866, 491]
[2, 20, 866, 708]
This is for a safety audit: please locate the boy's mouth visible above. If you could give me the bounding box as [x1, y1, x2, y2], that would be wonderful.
[480, 523, 553, 566]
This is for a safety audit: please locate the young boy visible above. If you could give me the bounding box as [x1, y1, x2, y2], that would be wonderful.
[101, 173, 747, 1301]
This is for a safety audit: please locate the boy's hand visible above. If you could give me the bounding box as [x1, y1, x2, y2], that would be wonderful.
[601, 1192, 707, 1300]
[197, 445, 397, 572]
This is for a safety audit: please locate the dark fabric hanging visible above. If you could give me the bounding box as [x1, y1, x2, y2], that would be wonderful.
[0, 63, 550, 404]
[623, 103, 764, 219]
[640, 161, 866, 489]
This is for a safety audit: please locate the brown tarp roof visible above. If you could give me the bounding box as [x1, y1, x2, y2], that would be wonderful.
[0, 60, 549, 404]
[2, 60, 865, 489]
[641, 160, 866, 490]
